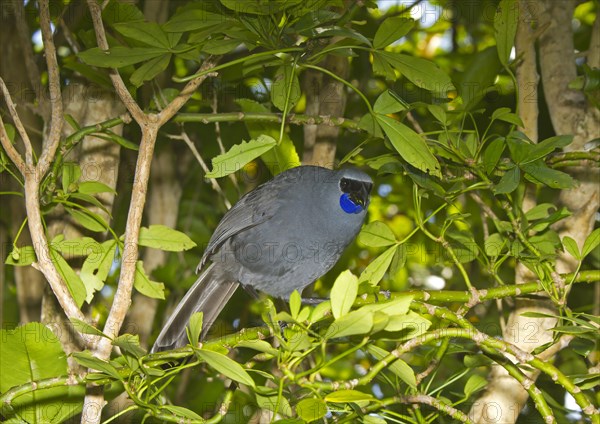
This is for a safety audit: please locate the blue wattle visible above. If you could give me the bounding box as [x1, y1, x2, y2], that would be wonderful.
[340, 193, 363, 214]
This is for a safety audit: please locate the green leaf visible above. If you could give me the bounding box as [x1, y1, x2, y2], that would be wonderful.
[236, 98, 301, 174]
[134, 261, 165, 299]
[491, 107, 523, 126]
[78, 46, 168, 68]
[289, 290, 301, 320]
[485, 233, 506, 257]
[94, 131, 139, 151]
[325, 309, 373, 339]
[202, 37, 243, 54]
[66, 207, 109, 233]
[102, 1, 144, 25]
[372, 50, 397, 81]
[161, 405, 204, 420]
[373, 90, 408, 114]
[483, 137, 506, 175]
[295, 398, 327, 422]
[81, 239, 117, 300]
[582, 228, 600, 258]
[522, 162, 575, 189]
[427, 104, 448, 125]
[138, 224, 197, 251]
[49, 247, 87, 307]
[195, 348, 256, 387]
[325, 390, 373, 403]
[464, 374, 488, 398]
[377, 51, 454, 93]
[358, 245, 396, 286]
[376, 114, 442, 177]
[525, 203, 556, 221]
[373, 17, 415, 49]
[562, 236, 581, 259]
[494, 0, 519, 66]
[69, 318, 109, 339]
[459, 47, 502, 109]
[187, 312, 204, 348]
[367, 345, 416, 388]
[5, 245, 36, 266]
[330, 270, 358, 319]
[77, 181, 116, 195]
[271, 64, 301, 112]
[389, 244, 407, 276]
[493, 166, 520, 194]
[163, 10, 226, 32]
[130, 53, 171, 87]
[361, 296, 414, 317]
[527, 135, 573, 162]
[206, 135, 277, 178]
[358, 221, 396, 247]
[1, 323, 83, 423]
[112, 334, 146, 358]
[113, 21, 170, 48]
[62, 163, 81, 192]
[72, 351, 122, 380]
[383, 311, 431, 337]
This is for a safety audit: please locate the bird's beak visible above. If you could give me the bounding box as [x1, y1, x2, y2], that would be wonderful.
[352, 182, 372, 207]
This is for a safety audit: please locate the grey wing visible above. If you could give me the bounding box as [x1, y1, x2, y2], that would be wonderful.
[197, 181, 280, 271]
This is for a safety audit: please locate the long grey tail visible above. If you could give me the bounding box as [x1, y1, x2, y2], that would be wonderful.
[151, 263, 239, 353]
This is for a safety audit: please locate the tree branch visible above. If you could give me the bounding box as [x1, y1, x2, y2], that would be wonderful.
[0, 77, 34, 167]
[0, 87, 27, 175]
[157, 58, 218, 126]
[37, 0, 64, 177]
[11, 0, 44, 115]
[85, 0, 145, 124]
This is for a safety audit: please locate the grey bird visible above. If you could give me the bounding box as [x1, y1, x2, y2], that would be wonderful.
[151, 165, 373, 352]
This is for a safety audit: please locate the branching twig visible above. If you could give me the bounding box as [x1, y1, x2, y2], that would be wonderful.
[0, 78, 34, 167]
[37, 0, 64, 176]
[86, 0, 145, 124]
[12, 0, 44, 114]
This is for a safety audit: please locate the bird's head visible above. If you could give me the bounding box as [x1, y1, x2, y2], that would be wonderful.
[337, 168, 373, 214]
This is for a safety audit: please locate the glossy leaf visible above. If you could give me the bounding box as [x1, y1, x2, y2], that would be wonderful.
[49, 247, 87, 307]
[296, 398, 327, 422]
[373, 90, 408, 114]
[206, 135, 277, 178]
[1, 323, 83, 423]
[78, 46, 168, 68]
[493, 166, 520, 194]
[195, 348, 256, 388]
[358, 221, 396, 247]
[271, 64, 301, 112]
[367, 344, 416, 388]
[113, 21, 170, 48]
[494, 0, 518, 66]
[330, 270, 358, 319]
[582, 228, 600, 258]
[325, 309, 373, 339]
[134, 261, 165, 299]
[358, 245, 396, 286]
[325, 390, 373, 403]
[138, 224, 197, 251]
[376, 114, 442, 177]
[373, 17, 415, 49]
[130, 54, 171, 87]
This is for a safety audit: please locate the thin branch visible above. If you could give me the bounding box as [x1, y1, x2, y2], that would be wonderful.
[173, 111, 359, 130]
[0, 78, 34, 167]
[12, 0, 44, 114]
[168, 131, 232, 209]
[37, 0, 64, 177]
[400, 394, 474, 424]
[0, 100, 27, 176]
[157, 57, 219, 126]
[86, 0, 145, 124]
